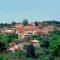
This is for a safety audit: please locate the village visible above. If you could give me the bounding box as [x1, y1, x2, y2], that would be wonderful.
[0, 20, 60, 60]
[0, 21, 60, 51]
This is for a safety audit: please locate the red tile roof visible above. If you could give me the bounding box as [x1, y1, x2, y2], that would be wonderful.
[55, 27, 60, 30]
[4, 30, 15, 34]
[48, 25, 55, 29]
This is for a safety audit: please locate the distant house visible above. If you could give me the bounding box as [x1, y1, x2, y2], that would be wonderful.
[9, 43, 24, 52]
[4, 30, 15, 34]
[15, 24, 25, 33]
[35, 27, 49, 35]
[55, 27, 60, 30]
[48, 25, 55, 29]
[31, 40, 40, 47]
[28, 23, 33, 26]
[47, 25, 55, 32]
[15, 24, 54, 40]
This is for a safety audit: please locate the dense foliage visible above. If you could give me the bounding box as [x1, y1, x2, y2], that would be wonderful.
[0, 34, 18, 50]
[49, 30, 60, 57]
[42, 21, 60, 27]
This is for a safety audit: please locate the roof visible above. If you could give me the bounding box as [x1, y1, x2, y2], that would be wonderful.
[31, 40, 40, 43]
[48, 25, 55, 29]
[55, 27, 60, 30]
[4, 30, 14, 34]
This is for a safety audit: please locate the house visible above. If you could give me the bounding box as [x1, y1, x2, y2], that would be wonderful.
[47, 25, 55, 32]
[55, 27, 60, 30]
[4, 30, 15, 34]
[15, 24, 25, 33]
[31, 40, 40, 47]
[9, 43, 24, 52]
[35, 27, 49, 35]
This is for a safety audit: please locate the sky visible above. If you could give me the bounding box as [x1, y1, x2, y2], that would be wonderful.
[0, 0, 60, 23]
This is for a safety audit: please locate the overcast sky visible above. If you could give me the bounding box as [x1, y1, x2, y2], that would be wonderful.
[0, 0, 60, 23]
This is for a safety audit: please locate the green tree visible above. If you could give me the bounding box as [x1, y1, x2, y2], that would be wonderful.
[49, 30, 60, 57]
[32, 34, 43, 41]
[0, 23, 4, 28]
[1, 34, 18, 49]
[11, 21, 16, 26]
[22, 19, 28, 26]
[1, 34, 9, 48]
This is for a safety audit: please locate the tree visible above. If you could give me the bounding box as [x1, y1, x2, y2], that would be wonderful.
[26, 43, 36, 58]
[4, 23, 8, 27]
[35, 21, 39, 26]
[52, 30, 60, 36]
[1, 35, 9, 48]
[49, 31, 60, 57]
[32, 34, 43, 42]
[22, 19, 28, 26]
[11, 21, 16, 27]
[9, 34, 18, 42]
[0, 23, 4, 28]
[50, 37, 60, 57]
[1, 34, 18, 49]
[0, 40, 5, 52]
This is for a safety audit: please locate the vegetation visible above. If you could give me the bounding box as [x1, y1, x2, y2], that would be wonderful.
[22, 19, 28, 26]
[42, 21, 60, 27]
[49, 30, 60, 57]
[0, 34, 18, 52]
[0, 21, 60, 60]
[0, 20, 60, 27]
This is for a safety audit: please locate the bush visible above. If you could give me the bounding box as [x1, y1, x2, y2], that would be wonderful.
[10, 51, 25, 58]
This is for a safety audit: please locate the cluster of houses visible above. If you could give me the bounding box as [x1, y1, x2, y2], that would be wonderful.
[0, 23, 60, 51]
[15, 23, 60, 39]
[0, 23, 60, 37]
[0, 23, 60, 43]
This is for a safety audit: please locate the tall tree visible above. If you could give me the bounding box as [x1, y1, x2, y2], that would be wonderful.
[22, 19, 28, 26]
[11, 21, 16, 27]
